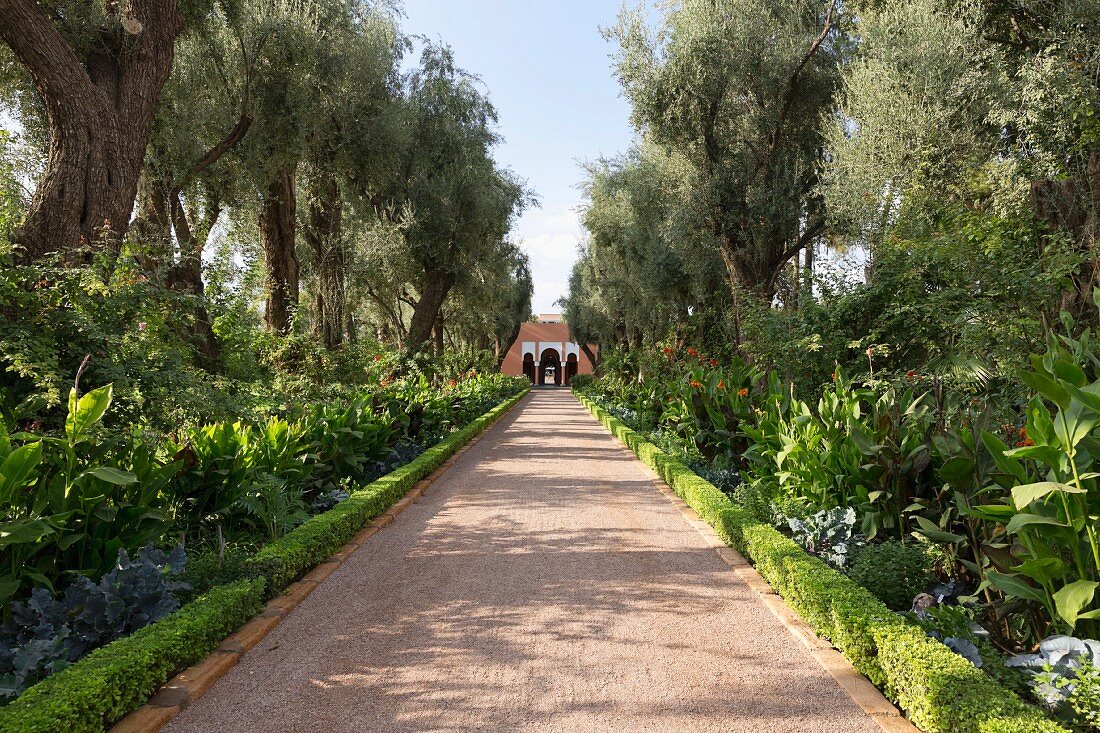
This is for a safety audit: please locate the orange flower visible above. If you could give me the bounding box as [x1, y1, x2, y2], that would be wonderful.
[690, 380, 703, 389]
[687, 347, 699, 357]
[662, 347, 673, 355]
[373, 354, 382, 362]
[717, 380, 725, 390]
[1019, 426, 1028, 438]
[737, 388, 749, 397]
[708, 358, 718, 367]
[1016, 438, 1035, 448]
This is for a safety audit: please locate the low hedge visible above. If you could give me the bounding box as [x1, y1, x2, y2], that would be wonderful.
[0, 388, 528, 733]
[0, 579, 264, 733]
[576, 393, 1068, 733]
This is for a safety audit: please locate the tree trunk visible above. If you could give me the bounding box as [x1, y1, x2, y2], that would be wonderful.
[407, 269, 455, 353]
[0, 0, 183, 262]
[260, 164, 299, 334]
[304, 174, 345, 350]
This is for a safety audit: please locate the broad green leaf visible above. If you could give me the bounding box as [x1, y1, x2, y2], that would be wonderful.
[1014, 557, 1067, 584]
[0, 442, 42, 503]
[987, 571, 1048, 604]
[1020, 370, 1071, 410]
[1012, 482, 1085, 510]
[1066, 383, 1100, 415]
[1055, 580, 1099, 629]
[913, 516, 965, 544]
[1006, 513, 1069, 534]
[65, 384, 113, 443]
[83, 466, 138, 486]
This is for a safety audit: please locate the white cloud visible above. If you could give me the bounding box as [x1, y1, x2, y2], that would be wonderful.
[514, 206, 584, 313]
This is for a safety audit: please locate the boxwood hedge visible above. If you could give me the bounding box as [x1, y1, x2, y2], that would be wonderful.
[576, 393, 1067, 733]
[0, 388, 528, 733]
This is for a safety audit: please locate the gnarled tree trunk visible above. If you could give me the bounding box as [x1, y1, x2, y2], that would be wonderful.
[260, 164, 299, 334]
[406, 268, 455, 353]
[304, 175, 346, 350]
[0, 0, 184, 262]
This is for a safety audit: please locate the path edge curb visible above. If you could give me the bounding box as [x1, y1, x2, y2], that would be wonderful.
[578, 392, 920, 733]
[109, 389, 530, 733]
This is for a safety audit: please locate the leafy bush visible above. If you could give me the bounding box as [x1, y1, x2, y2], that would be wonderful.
[851, 541, 935, 611]
[580, 394, 1068, 733]
[0, 545, 188, 701]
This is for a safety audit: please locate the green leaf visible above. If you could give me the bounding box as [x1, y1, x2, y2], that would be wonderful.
[0, 441, 42, 503]
[1055, 580, 1099, 629]
[1020, 370, 1071, 410]
[1066, 383, 1100, 414]
[65, 384, 113, 443]
[1012, 481, 1086, 509]
[987, 571, 1048, 604]
[1014, 557, 1067, 584]
[82, 466, 138, 486]
[1006, 513, 1069, 534]
[913, 515, 965, 544]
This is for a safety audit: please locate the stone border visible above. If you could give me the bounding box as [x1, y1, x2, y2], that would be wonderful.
[110, 393, 526, 733]
[604, 421, 920, 733]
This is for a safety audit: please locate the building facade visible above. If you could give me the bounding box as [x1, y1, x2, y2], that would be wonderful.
[500, 316, 598, 386]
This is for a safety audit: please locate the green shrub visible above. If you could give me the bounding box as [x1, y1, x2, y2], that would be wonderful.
[0, 388, 528, 732]
[577, 394, 1068, 733]
[849, 541, 935, 611]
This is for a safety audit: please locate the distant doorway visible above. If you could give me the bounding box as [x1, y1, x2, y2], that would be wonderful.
[539, 348, 562, 386]
[522, 353, 536, 383]
[566, 353, 579, 385]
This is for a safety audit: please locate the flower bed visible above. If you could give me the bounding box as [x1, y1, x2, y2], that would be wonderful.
[577, 392, 1067, 733]
[0, 388, 528, 733]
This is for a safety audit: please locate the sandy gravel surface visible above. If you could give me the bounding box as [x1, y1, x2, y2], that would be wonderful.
[165, 390, 880, 733]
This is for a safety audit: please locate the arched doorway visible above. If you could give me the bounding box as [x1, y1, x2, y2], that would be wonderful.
[539, 348, 562, 386]
[565, 353, 579, 385]
[522, 353, 535, 384]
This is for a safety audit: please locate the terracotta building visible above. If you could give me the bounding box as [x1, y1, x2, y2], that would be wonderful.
[500, 314, 598, 386]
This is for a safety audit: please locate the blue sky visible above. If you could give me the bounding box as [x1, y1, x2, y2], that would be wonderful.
[401, 0, 646, 313]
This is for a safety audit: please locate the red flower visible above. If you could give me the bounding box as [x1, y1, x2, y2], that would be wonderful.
[662, 347, 673, 355]
[690, 380, 703, 389]
[831, 372, 837, 381]
[708, 359, 718, 367]
[737, 388, 749, 397]
[906, 370, 916, 380]
[687, 347, 699, 357]
[373, 354, 382, 362]
[448, 379, 457, 387]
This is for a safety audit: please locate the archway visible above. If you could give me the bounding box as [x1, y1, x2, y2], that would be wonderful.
[565, 353, 579, 385]
[522, 353, 535, 384]
[539, 348, 562, 386]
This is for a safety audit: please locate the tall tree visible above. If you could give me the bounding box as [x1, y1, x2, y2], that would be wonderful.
[609, 0, 843, 301]
[377, 46, 532, 352]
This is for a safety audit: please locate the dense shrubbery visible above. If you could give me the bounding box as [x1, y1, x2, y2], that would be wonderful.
[577, 303, 1100, 729]
[0, 364, 526, 701]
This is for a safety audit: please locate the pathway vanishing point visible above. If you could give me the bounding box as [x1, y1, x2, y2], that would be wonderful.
[164, 390, 888, 733]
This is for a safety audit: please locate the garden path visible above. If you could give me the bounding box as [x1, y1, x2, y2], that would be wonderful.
[164, 390, 882, 733]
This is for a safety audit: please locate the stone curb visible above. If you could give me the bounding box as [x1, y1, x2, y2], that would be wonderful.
[109, 391, 529, 733]
[600, 403, 920, 733]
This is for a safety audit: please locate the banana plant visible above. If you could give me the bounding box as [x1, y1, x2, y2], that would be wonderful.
[970, 342, 1100, 638]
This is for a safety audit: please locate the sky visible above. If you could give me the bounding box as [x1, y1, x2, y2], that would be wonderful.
[400, 0, 646, 314]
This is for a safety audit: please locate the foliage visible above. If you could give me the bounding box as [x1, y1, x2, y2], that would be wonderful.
[579, 393, 1068, 732]
[1008, 636, 1100, 725]
[0, 545, 188, 701]
[0, 579, 263, 733]
[787, 507, 865, 569]
[851, 541, 935, 611]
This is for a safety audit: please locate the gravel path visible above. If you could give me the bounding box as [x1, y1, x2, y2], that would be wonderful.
[165, 390, 881, 733]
